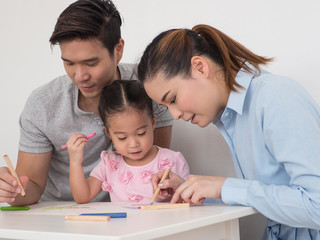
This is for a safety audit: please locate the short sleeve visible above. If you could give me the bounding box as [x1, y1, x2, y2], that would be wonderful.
[173, 152, 190, 180]
[19, 92, 53, 153]
[90, 154, 108, 183]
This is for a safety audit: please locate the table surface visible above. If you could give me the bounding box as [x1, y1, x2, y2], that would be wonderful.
[0, 201, 257, 240]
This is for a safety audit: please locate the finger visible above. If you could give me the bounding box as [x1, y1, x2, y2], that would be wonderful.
[169, 177, 194, 203]
[151, 171, 165, 190]
[0, 180, 19, 203]
[0, 168, 19, 187]
[0, 179, 20, 194]
[20, 176, 29, 189]
[74, 139, 88, 149]
[0, 193, 16, 203]
[67, 133, 86, 146]
[159, 178, 182, 190]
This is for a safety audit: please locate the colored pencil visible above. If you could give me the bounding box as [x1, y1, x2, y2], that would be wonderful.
[0, 206, 30, 211]
[150, 168, 171, 205]
[80, 212, 127, 218]
[3, 155, 26, 197]
[64, 215, 110, 222]
[139, 203, 190, 210]
[61, 132, 96, 150]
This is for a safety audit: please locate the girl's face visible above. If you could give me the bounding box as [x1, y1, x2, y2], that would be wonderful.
[144, 64, 229, 128]
[106, 108, 156, 166]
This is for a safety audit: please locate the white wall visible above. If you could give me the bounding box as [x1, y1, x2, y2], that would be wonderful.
[1, 1, 320, 238]
[1, 0, 319, 163]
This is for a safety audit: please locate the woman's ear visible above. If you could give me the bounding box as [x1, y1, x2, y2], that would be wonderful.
[190, 56, 210, 79]
[115, 38, 124, 63]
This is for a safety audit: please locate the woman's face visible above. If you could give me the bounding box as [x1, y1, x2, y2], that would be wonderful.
[144, 69, 229, 128]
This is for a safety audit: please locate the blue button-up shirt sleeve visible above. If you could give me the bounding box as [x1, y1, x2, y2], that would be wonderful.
[218, 69, 320, 233]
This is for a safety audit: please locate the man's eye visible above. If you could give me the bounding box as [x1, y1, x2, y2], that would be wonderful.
[88, 62, 98, 67]
[65, 62, 74, 66]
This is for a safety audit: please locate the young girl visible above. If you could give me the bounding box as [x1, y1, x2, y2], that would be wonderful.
[138, 25, 320, 239]
[66, 80, 189, 204]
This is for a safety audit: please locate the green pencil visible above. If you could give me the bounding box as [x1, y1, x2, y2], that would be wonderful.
[0, 206, 30, 211]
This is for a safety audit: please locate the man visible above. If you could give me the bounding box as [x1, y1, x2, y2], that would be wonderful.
[0, 0, 173, 205]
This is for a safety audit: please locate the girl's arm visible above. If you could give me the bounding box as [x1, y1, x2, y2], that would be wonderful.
[67, 133, 101, 203]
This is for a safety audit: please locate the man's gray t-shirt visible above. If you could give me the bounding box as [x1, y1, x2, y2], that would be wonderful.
[19, 63, 173, 201]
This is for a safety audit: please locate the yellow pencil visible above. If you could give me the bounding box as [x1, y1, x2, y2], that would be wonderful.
[65, 215, 110, 222]
[139, 203, 190, 210]
[3, 155, 25, 197]
[150, 168, 171, 205]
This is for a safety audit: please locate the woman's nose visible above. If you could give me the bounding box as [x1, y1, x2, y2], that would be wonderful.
[169, 106, 182, 120]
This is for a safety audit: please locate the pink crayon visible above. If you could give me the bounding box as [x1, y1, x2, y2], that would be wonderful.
[61, 133, 96, 150]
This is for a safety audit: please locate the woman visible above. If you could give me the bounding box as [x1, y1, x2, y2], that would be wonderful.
[137, 24, 320, 239]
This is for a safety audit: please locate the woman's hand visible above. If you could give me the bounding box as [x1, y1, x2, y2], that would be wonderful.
[170, 175, 226, 204]
[152, 170, 185, 200]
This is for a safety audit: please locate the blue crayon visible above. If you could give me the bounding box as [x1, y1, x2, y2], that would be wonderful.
[80, 212, 127, 218]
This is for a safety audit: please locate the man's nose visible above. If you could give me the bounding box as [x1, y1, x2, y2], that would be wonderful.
[74, 66, 89, 82]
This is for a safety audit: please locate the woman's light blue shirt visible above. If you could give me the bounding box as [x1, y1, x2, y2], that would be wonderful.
[215, 66, 320, 239]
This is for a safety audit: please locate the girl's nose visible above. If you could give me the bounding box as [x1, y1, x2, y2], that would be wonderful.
[129, 137, 139, 147]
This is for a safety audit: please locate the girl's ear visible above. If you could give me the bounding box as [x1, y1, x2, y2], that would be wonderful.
[103, 126, 112, 139]
[190, 56, 210, 79]
[152, 114, 156, 130]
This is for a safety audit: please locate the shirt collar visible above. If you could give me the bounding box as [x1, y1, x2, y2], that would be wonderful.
[213, 64, 257, 124]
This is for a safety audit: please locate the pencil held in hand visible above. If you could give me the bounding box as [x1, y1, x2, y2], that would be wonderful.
[150, 168, 171, 205]
[3, 155, 26, 197]
[61, 132, 96, 149]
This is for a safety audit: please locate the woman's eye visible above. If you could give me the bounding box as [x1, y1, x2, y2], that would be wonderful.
[118, 137, 126, 141]
[170, 96, 176, 104]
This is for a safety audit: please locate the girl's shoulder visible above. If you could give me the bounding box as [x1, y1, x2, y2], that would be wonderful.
[100, 150, 123, 162]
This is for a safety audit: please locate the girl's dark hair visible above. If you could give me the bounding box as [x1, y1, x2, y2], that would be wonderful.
[49, 0, 122, 56]
[138, 24, 273, 92]
[98, 80, 153, 127]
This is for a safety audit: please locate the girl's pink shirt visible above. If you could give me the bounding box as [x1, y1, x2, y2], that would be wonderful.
[90, 146, 190, 204]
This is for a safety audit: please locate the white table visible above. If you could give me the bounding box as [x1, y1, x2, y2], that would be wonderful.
[0, 201, 257, 240]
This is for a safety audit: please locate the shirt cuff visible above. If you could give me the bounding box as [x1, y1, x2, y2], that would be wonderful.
[221, 177, 251, 206]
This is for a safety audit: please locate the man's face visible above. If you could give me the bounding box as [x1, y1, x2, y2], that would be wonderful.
[60, 38, 123, 99]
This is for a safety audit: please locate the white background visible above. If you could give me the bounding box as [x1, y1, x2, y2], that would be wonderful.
[1, 1, 319, 238]
[1, 0, 320, 164]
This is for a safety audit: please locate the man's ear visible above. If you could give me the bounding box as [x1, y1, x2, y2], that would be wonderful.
[114, 38, 124, 63]
[152, 114, 156, 130]
[190, 56, 210, 79]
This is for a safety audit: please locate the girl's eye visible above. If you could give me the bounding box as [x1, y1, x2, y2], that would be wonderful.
[138, 131, 146, 136]
[118, 137, 126, 141]
[170, 96, 176, 104]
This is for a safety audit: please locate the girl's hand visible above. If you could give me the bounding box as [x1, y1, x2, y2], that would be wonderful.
[66, 133, 88, 165]
[152, 171, 185, 200]
[170, 175, 226, 204]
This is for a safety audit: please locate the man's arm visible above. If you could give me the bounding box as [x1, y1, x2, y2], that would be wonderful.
[12, 150, 52, 206]
[153, 126, 172, 149]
